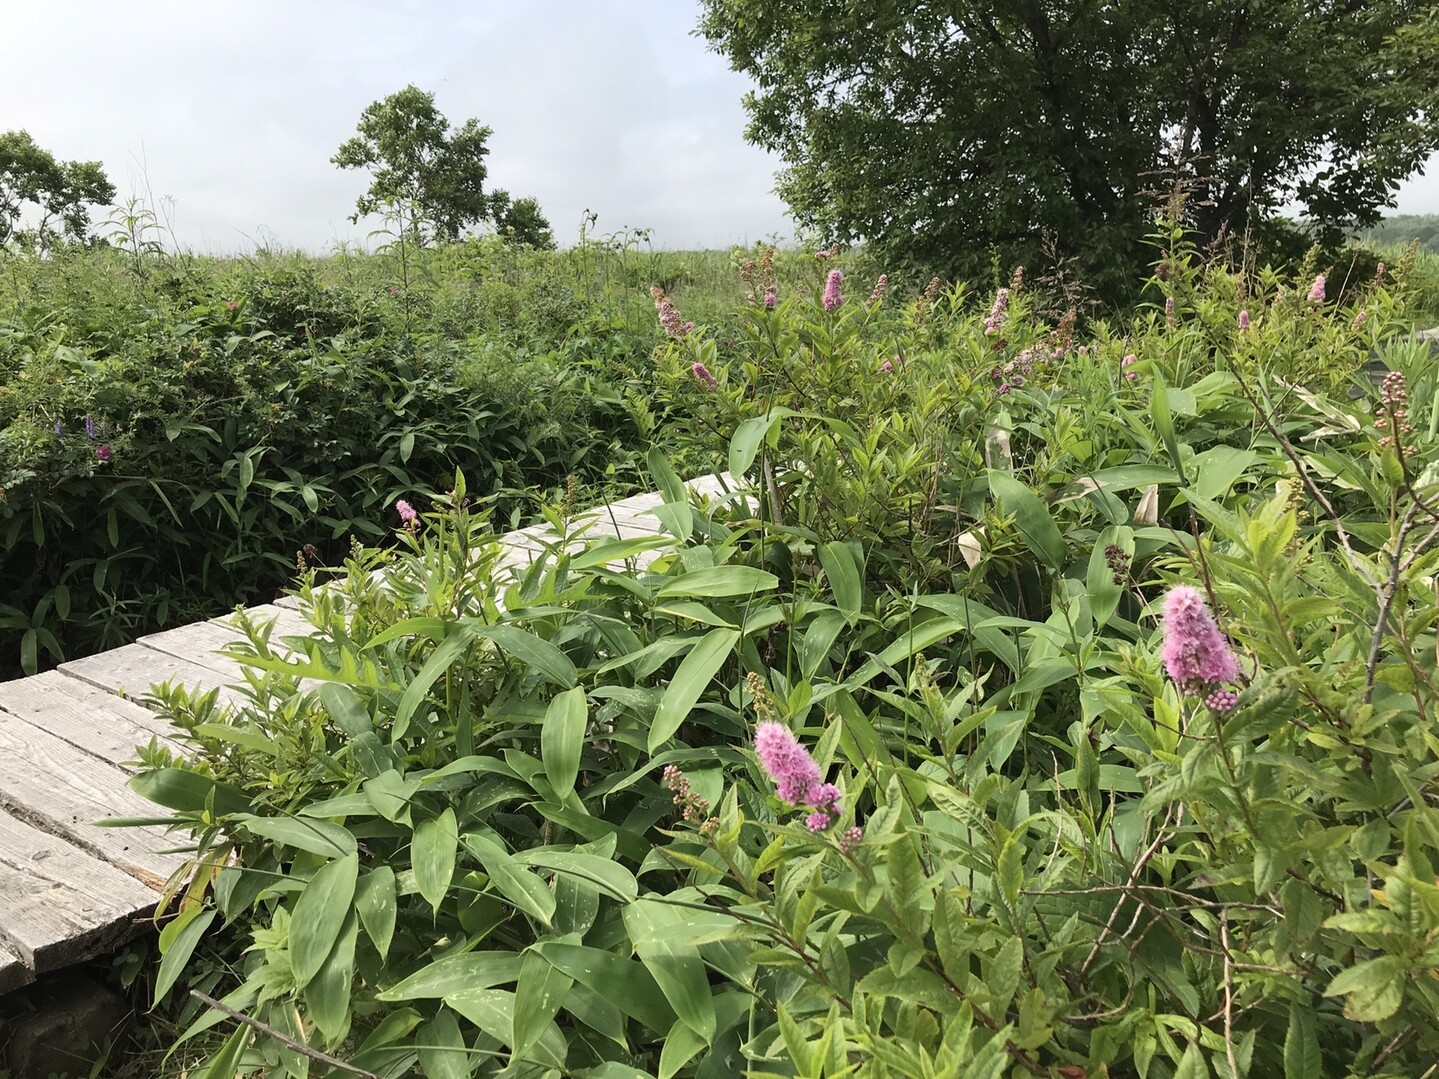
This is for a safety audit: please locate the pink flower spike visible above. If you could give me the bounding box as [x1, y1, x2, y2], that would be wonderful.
[754, 722, 821, 804]
[1238, 310, 1250, 331]
[1161, 585, 1241, 691]
[880, 360, 893, 373]
[1307, 275, 1326, 304]
[691, 361, 719, 388]
[822, 269, 844, 311]
[763, 290, 776, 309]
[395, 499, 418, 526]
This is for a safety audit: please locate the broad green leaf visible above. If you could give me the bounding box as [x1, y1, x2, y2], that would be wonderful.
[513, 849, 638, 903]
[377, 951, 524, 1001]
[413, 808, 459, 914]
[649, 628, 739, 751]
[1151, 373, 1188, 484]
[289, 852, 359, 989]
[461, 832, 555, 925]
[417, 1007, 471, 1079]
[513, 949, 573, 1058]
[311, 682, 372, 736]
[988, 471, 1065, 570]
[235, 814, 356, 859]
[355, 866, 397, 960]
[1324, 955, 1406, 1021]
[656, 566, 778, 599]
[475, 624, 576, 688]
[197, 1026, 248, 1079]
[1284, 1001, 1320, 1079]
[728, 411, 785, 477]
[541, 687, 587, 799]
[1085, 525, 1132, 629]
[534, 941, 677, 1033]
[624, 900, 717, 1042]
[1173, 1041, 1210, 1079]
[153, 907, 216, 1006]
[444, 988, 568, 1070]
[647, 447, 688, 505]
[129, 768, 249, 817]
[818, 541, 862, 618]
[305, 910, 358, 1044]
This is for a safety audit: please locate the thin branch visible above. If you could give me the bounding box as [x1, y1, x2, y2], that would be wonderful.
[188, 990, 383, 1079]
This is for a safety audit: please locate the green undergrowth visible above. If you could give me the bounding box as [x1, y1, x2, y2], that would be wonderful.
[111, 225, 1439, 1077]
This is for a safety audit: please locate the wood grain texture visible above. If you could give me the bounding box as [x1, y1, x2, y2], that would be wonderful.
[0, 712, 187, 887]
[0, 671, 182, 766]
[60, 643, 245, 709]
[0, 808, 159, 973]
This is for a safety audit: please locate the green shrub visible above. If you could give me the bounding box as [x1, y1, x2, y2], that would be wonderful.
[125, 239, 1439, 1077]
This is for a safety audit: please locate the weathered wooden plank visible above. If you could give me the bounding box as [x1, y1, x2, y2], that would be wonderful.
[137, 621, 253, 681]
[0, 808, 159, 974]
[0, 671, 182, 767]
[0, 934, 32, 994]
[0, 711, 187, 887]
[60, 643, 244, 708]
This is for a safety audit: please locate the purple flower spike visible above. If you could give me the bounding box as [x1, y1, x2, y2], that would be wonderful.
[84, 414, 97, 439]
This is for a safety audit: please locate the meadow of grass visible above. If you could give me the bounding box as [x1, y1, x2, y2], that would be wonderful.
[3, 217, 1439, 1077]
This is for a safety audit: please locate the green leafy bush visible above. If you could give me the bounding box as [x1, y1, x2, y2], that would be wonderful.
[126, 236, 1439, 1077]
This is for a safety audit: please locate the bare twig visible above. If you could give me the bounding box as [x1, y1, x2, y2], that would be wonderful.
[188, 990, 383, 1079]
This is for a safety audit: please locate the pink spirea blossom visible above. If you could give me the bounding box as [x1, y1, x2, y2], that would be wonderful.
[94, 444, 110, 463]
[1238, 310, 1250, 331]
[1122, 354, 1138, 381]
[1161, 585, 1241, 690]
[754, 721, 821, 804]
[869, 274, 888, 303]
[763, 290, 776, 309]
[838, 826, 863, 853]
[984, 287, 1009, 335]
[1205, 688, 1239, 712]
[395, 499, 418, 526]
[1352, 310, 1367, 329]
[880, 360, 893, 373]
[1307, 275, 1326, 304]
[754, 722, 841, 829]
[822, 269, 844, 311]
[1165, 296, 1176, 323]
[691, 362, 718, 388]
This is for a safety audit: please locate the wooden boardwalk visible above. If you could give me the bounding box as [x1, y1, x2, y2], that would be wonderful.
[0, 474, 734, 991]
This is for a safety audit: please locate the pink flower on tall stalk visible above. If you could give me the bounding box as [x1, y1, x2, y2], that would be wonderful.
[754, 721, 841, 830]
[1122, 353, 1138, 381]
[1161, 585, 1241, 691]
[984, 287, 1009, 335]
[869, 274, 888, 303]
[1237, 310, 1250, 332]
[1164, 296, 1176, 324]
[691, 362, 719, 388]
[763, 290, 776, 309]
[1307, 275, 1326, 304]
[822, 269, 844, 312]
[395, 499, 418, 527]
[651, 285, 689, 337]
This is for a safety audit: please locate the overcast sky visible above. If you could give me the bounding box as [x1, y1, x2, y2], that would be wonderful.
[4, 1, 1438, 254]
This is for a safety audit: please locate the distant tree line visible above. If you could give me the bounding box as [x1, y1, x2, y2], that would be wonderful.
[1359, 214, 1439, 253]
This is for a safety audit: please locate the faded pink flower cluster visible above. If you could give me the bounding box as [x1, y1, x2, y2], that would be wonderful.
[869, 274, 888, 303]
[754, 721, 841, 831]
[691, 361, 719, 388]
[822, 270, 844, 312]
[1238, 310, 1250, 332]
[1307, 275, 1326, 304]
[1161, 586, 1241, 704]
[1121, 353, 1138, 381]
[650, 285, 691, 337]
[984, 288, 1009, 335]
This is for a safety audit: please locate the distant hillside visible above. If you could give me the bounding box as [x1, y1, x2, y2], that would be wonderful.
[1360, 214, 1439, 252]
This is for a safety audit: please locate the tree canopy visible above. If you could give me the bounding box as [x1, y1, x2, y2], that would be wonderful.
[698, 1, 1439, 290]
[0, 130, 115, 250]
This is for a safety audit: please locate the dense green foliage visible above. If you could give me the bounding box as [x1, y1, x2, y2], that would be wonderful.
[125, 234, 1439, 1077]
[0, 129, 115, 250]
[697, 0, 1439, 293]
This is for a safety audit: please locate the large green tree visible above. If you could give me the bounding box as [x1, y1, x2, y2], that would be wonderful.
[0, 130, 115, 250]
[334, 85, 548, 246]
[698, 1, 1439, 290]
